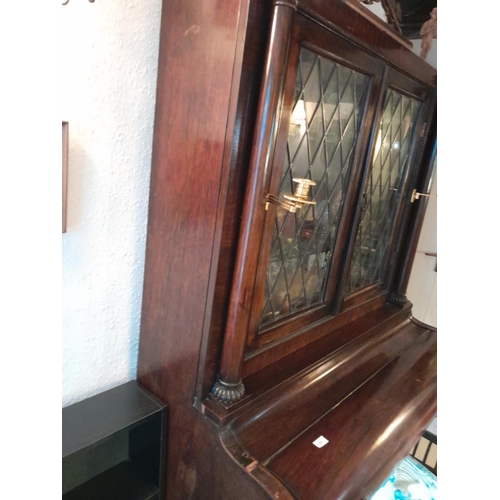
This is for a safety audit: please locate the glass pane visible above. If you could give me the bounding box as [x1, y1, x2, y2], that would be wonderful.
[347, 88, 422, 294]
[259, 47, 370, 329]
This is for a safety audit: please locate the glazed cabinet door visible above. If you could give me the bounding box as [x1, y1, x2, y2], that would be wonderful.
[339, 67, 436, 312]
[214, 7, 386, 399]
[245, 15, 386, 351]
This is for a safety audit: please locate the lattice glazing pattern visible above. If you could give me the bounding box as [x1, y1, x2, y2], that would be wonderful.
[259, 48, 370, 329]
[347, 89, 421, 294]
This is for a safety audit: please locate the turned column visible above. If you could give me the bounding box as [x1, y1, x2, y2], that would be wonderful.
[211, 0, 298, 403]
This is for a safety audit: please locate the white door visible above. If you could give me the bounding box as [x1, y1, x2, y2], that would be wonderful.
[407, 170, 437, 327]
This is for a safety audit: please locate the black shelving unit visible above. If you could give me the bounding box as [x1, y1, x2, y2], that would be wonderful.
[62, 381, 167, 500]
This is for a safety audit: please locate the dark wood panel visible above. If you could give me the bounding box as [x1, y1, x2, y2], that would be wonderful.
[137, 1, 273, 498]
[341, 282, 384, 310]
[138, 0, 245, 396]
[199, 302, 411, 425]
[386, 65, 431, 100]
[221, 428, 296, 500]
[244, 302, 409, 393]
[242, 290, 389, 377]
[230, 316, 429, 462]
[267, 330, 436, 499]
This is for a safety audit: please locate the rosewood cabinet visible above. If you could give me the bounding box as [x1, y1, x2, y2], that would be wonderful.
[137, 0, 437, 498]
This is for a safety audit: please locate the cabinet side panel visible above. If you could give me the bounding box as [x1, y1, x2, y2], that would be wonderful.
[138, 0, 241, 392]
[137, 1, 271, 498]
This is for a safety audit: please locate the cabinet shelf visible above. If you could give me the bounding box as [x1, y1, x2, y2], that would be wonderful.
[62, 381, 167, 499]
[62, 460, 159, 500]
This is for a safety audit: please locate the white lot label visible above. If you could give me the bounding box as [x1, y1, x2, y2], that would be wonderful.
[312, 436, 329, 448]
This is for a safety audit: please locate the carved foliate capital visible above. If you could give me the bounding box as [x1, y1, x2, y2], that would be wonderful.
[211, 378, 245, 404]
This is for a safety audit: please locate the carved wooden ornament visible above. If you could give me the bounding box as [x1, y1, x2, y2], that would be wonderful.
[420, 8, 437, 60]
[361, 0, 403, 34]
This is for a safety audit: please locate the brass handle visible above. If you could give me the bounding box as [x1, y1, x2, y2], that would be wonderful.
[411, 189, 437, 203]
[266, 178, 316, 213]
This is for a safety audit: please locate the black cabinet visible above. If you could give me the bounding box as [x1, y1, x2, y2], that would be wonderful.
[62, 381, 167, 500]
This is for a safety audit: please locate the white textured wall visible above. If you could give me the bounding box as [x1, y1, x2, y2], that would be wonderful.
[62, 0, 161, 407]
